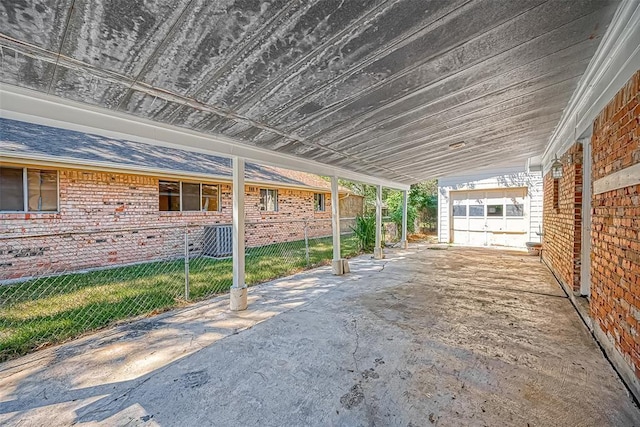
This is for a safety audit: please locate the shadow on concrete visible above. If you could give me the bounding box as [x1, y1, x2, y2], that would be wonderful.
[0, 256, 386, 425]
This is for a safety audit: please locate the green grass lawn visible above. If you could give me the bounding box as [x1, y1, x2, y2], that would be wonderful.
[0, 234, 359, 361]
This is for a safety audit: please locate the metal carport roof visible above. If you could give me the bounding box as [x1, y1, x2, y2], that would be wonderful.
[0, 0, 638, 187]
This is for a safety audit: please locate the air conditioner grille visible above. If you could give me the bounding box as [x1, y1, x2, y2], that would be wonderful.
[202, 225, 233, 258]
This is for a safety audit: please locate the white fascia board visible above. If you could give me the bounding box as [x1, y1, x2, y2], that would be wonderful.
[0, 86, 410, 191]
[542, 0, 640, 167]
[437, 165, 527, 187]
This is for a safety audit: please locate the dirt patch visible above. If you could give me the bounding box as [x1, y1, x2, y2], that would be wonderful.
[408, 232, 438, 243]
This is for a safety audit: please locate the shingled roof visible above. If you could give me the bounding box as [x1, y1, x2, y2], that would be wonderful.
[0, 118, 349, 193]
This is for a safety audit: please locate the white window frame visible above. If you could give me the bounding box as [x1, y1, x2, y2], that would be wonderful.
[159, 180, 221, 212]
[181, 181, 202, 212]
[314, 193, 326, 212]
[486, 203, 504, 218]
[451, 189, 526, 221]
[450, 188, 528, 246]
[260, 188, 278, 212]
[0, 166, 59, 213]
[159, 180, 181, 212]
[452, 204, 467, 217]
[505, 201, 525, 217]
[201, 183, 221, 212]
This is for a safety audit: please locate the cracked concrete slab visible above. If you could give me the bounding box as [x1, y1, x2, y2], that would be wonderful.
[0, 246, 638, 426]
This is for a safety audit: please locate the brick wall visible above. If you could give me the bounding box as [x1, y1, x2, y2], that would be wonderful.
[0, 167, 335, 280]
[244, 185, 333, 247]
[541, 142, 583, 292]
[590, 69, 640, 378]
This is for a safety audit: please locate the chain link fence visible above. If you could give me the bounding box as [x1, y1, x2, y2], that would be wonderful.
[0, 218, 358, 361]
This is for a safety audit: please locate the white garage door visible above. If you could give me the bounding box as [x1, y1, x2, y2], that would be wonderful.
[450, 188, 527, 247]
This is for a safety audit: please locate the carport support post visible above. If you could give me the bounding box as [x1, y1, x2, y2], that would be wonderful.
[400, 190, 408, 249]
[331, 176, 349, 275]
[230, 156, 248, 311]
[374, 185, 384, 259]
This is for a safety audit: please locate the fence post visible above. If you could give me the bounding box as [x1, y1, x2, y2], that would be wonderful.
[184, 228, 190, 300]
[304, 220, 310, 267]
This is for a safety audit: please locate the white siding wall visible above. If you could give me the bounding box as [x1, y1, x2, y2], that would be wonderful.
[527, 172, 543, 242]
[438, 184, 450, 243]
[438, 167, 543, 245]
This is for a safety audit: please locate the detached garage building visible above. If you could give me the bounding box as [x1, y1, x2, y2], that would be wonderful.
[437, 167, 543, 247]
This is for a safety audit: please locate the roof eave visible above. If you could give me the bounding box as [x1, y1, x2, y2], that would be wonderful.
[0, 153, 350, 194]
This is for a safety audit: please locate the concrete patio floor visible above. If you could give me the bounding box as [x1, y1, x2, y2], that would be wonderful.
[0, 246, 638, 426]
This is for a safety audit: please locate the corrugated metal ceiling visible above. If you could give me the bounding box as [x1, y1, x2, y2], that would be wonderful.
[0, 0, 619, 183]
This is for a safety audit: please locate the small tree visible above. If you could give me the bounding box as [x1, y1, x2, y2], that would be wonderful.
[386, 180, 437, 234]
[386, 191, 413, 234]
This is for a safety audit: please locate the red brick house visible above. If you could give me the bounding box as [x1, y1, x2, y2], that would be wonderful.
[542, 70, 640, 397]
[0, 118, 362, 280]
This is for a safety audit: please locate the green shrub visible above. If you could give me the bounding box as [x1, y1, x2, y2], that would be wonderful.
[351, 214, 376, 252]
[389, 203, 417, 234]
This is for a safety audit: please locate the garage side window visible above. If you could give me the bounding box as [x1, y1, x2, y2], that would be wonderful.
[452, 205, 466, 216]
[468, 205, 484, 216]
[506, 203, 524, 216]
[487, 205, 503, 217]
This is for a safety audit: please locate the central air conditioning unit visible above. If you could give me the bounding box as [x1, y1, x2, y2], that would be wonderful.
[202, 225, 233, 258]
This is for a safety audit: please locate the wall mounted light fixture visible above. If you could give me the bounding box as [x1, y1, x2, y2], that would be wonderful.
[551, 155, 563, 179]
